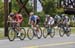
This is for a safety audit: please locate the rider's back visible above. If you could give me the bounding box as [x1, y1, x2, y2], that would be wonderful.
[15, 13, 23, 23]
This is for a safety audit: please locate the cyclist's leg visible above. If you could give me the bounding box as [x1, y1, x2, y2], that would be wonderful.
[47, 21, 51, 34]
[50, 24, 54, 33]
[63, 23, 67, 32]
[31, 20, 37, 35]
[15, 23, 22, 36]
[31, 20, 35, 30]
[66, 22, 70, 32]
[36, 19, 40, 32]
[47, 24, 52, 35]
[14, 22, 21, 31]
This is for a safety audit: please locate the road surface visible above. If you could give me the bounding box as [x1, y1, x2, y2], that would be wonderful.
[0, 34, 75, 48]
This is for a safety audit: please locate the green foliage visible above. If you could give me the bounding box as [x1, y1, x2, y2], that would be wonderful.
[42, 0, 57, 15]
[56, 8, 64, 14]
[0, 2, 4, 27]
[70, 21, 75, 27]
[0, 0, 75, 27]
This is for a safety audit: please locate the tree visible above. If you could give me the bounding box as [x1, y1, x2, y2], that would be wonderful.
[39, 0, 56, 15]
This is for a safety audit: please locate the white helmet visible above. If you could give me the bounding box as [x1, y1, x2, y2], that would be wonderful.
[45, 14, 50, 17]
[61, 14, 65, 16]
[30, 12, 34, 15]
[9, 12, 14, 17]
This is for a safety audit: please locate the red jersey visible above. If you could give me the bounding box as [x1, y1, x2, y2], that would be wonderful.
[15, 14, 23, 23]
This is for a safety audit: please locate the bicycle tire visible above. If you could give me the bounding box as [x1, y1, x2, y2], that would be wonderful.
[59, 27, 64, 37]
[19, 28, 26, 40]
[8, 28, 16, 41]
[27, 28, 34, 40]
[43, 28, 48, 38]
[36, 28, 42, 39]
[50, 28, 55, 38]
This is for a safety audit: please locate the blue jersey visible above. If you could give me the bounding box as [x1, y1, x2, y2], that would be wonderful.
[30, 15, 38, 21]
[31, 16, 35, 21]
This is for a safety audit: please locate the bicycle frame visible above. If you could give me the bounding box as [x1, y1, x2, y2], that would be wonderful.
[9, 22, 21, 34]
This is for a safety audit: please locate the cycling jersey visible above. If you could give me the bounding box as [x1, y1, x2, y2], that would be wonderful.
[63, 16, 70, 25]
[30, 15, 38, 22]
[54, 15, 61, 24]
[63, 16, 69, 23]
[46, 17, 54, 25]
[15, 14, 23, 24]
[29, 15, 40, 25]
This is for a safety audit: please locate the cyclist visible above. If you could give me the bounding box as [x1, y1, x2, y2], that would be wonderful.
[8, 12, 16, 27]
[44, 15, 54, 34]
[44, 15, 54, 27]
[8, 12, 15, 22]
[28, 12, 40, 32]
[60, 14, 70, 32]
[54, 14, 61, 24]
[59, 14, 65, 27]
[54, 14, 61, 28]
[8, 12, 23, 36]
[63, 15, 70, 32]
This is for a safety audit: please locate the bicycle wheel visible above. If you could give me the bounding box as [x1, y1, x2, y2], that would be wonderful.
[66, 28, 71, 37]
[27, 28, 34, 40]
[8, 28, 16, 41]
[43, 28, 48, 38]
[66, 32, 71, 37]
[19, 28, 26, 40]
[36, 28, 42, 39]
[59, 27, 64, 37]
[50, 28, 55, 38]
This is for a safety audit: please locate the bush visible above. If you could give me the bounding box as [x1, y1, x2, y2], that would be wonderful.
[70, 21, 75, 27]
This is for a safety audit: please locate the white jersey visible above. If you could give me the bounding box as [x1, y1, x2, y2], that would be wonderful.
[46, 17, 54, 25]
[63, 16, 70, 25]
[34, 15, 38, 20]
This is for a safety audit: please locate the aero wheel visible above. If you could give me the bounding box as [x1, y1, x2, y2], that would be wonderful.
[36, 28, 42, 39]
[50, 28, 55, 38]
[19, 28, 26, 40]
[8, 28, 16, 41]
[43, 28, 48, 38]
[27, 28, 34, 40]
[59, 27, 64, 37]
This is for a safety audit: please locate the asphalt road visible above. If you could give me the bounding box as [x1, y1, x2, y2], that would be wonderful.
[0, 34, 75, 48]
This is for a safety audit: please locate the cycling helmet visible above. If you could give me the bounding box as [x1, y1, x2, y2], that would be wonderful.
[30, 12, 34, 15]
[9, 12, 14, 17]
[45, 14, 50, 17]
[61, 14, 65, 17]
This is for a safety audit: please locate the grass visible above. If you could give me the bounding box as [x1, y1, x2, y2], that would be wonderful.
[71, 28, 75, 34]
[0, 28, 5, 39]
[0, 32, 4, 39]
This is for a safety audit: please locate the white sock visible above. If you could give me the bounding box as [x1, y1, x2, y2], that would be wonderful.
[18, 32, 21, 36]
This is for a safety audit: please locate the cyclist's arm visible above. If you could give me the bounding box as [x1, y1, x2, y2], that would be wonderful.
[8, 16, 12, 21]
[7, 16, 12, 23]
[44, 18, 47, 24]
[34, 19, 37, 25]
[34, 16, 38, 25]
